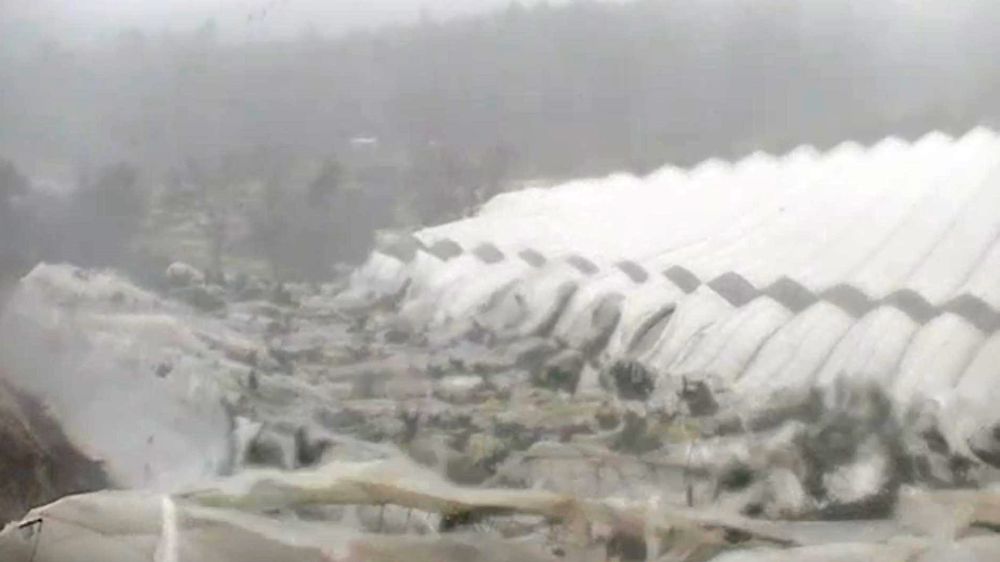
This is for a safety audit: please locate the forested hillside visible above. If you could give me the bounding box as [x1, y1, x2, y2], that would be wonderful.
[3, 0, 1000, 178]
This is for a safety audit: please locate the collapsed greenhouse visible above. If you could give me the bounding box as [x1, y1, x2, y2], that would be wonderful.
[347, 128, 1000, 452]
[5, 129, 1000, 560]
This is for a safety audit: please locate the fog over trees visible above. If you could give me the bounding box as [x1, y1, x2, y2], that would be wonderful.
[2, 0, 999, 280]
[7, 4, 1000, 555]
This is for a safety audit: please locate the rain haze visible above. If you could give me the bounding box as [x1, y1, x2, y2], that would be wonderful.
[5, 0, 558, 42]
[5, 1, 1000, 561]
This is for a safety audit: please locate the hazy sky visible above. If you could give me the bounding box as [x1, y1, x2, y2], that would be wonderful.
[4, 0, 563, 43]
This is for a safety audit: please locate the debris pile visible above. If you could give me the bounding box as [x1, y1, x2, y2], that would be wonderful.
[3, 261, 1000, 560]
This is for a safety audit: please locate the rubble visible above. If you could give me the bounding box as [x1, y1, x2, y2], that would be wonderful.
[165, 261, 205, 288]
[4, 262, 1000, 560]
[603, 360, 656, 401]
[532, 349, 584, 393]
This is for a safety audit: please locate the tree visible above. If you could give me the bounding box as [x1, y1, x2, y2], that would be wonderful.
[65, 162, 146, 269]
[307, 157, 342, 206]
[184, 156, 242, 284]
[0, 157, 30, 276]
[0, 157, 27, 224]
[477, 143, 515, 205]
[408, 143, 477, 225]
[254, 153, 296, 281]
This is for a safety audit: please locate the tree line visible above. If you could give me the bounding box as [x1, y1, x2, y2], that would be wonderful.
[3, 0, 1000, 281]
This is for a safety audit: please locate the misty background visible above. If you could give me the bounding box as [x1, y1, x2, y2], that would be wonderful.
[2, 0, 999, 285]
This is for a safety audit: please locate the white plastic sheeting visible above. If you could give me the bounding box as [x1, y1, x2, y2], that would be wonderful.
[347, 127, 1000, 445]
[0, 489, 542, 562]
[0, 264, 239, 491]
